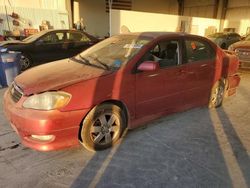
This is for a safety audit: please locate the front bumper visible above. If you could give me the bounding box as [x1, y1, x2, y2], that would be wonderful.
[3, 89, 90, 151]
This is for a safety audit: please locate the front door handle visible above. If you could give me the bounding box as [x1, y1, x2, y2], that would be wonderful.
[148, 73, 159, 77]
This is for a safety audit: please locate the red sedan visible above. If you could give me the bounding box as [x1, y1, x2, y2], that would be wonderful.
[3, 32, 240, 151]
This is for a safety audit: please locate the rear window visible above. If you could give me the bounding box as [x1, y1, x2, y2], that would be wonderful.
[185, 39, 215, 63]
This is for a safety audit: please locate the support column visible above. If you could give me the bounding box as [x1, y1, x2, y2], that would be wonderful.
[177, 0, 184, 16]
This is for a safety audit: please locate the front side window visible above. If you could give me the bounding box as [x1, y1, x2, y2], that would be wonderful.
[140, 40, 180, 68]
[40, 32, 64, 43]
[185, 39, 215, 63]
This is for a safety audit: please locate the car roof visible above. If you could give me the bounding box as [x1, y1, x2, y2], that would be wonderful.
[41, 29, 84, 34]
[118, 32, 198, 39]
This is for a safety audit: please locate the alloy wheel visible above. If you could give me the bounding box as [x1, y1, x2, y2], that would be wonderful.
[90, 113, 120, 145]
[20, 55, 31, 70]
[211, 83, 224, 107]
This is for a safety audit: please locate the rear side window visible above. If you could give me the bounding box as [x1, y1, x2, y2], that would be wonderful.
[185, 39, 215, 63]
[67, 32, 91, 42]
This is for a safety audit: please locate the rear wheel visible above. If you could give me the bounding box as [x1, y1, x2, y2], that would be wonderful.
[20, 54, 32, 71]
[80, 104, 126, 151]
[209, 80, 225, 108]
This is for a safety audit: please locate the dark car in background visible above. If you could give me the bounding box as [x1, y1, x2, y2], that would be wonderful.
[207, 32, 241, 49]
[228, 34, 250, 69]
[0, 29, 99, 70]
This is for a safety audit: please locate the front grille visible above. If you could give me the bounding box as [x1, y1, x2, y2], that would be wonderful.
[236, 48, 250, 62]
[10, 83, 23, 103]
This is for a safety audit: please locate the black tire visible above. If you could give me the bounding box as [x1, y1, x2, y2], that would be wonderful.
[220, 43, 226, 49]
[209, 80, 225, 108]
[80, 103, 126, 151]
[20, 53, 32, 71]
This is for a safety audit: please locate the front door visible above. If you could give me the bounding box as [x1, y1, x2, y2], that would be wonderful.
[135, 39, 187, 118]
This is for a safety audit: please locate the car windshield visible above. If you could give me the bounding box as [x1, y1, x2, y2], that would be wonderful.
[73, 34, 151, 70]
[208, 33, 225, 38]
[22, 30, 49, 43]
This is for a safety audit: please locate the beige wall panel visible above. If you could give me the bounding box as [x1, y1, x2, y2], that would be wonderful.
[74, 0, 109, 37]
[111, 10, 220, 36]
[225, 8, 250, 35]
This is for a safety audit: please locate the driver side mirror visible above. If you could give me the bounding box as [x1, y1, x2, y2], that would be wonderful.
[137, 61, 159, 71]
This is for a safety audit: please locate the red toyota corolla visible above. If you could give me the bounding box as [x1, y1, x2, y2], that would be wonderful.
[3, 32, 240, 151]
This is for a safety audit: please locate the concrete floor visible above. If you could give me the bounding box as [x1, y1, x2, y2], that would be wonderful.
[0, 73, 249, 188]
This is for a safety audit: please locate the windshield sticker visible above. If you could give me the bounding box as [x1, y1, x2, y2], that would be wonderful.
[123, 44, 143, 49]
[113, 59, 122, 68]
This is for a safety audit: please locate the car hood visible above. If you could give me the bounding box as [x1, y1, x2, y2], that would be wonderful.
[15, 59, 113, 95]
[230, 40, 250, 49]
[0, 40, 25, 47]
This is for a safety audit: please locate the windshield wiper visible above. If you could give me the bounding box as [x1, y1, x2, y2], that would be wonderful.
[70, 55, 106, 70]
[89, 55, 110, 71]
[78, 54, 93, 66]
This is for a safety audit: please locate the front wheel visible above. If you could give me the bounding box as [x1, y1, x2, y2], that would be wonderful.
[220, 43, 226, 49]
[80, 104, 126, 151]
[209, 80, 225, 108]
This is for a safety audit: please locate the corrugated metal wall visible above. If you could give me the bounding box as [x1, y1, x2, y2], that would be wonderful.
[183, 0, 216, 18]
[0, 0, 69, 35]
[225, 0, 250, 35]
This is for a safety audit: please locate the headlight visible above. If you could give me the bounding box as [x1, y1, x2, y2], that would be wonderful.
[23, 91, 71, 110]
[0, 47, 8, 53]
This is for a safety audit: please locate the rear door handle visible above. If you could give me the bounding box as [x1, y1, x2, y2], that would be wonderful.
[179, 69, 186, 74]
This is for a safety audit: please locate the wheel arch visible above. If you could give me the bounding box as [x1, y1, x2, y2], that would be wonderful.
[78, 99, 130, 142]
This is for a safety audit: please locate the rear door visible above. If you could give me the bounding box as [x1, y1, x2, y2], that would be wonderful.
[182, 37, 216, 108]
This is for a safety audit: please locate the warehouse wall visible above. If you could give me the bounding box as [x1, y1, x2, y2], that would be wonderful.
[132, 0, 178, 15]
[0, 6, 69, 35]
[224, 0, 250, 35]
[111, 10, 220, 36]
[0, 0, 70, 35]
[183, 0, 216, 18]
[74, 0, 109, 38]
[0, 0, 67, 10]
